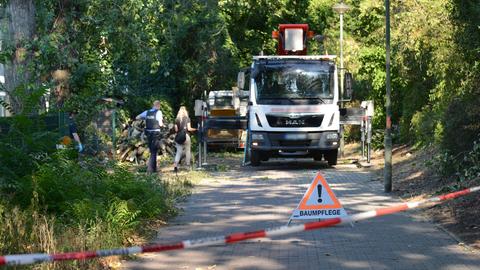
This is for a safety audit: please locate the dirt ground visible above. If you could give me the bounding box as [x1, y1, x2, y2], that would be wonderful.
[346, 143, 480, 250]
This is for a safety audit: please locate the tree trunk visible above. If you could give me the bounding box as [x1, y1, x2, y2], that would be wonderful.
[4, 0, 35, 114]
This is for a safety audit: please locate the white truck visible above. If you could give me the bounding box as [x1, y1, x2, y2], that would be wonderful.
[239, 24, 352, 166]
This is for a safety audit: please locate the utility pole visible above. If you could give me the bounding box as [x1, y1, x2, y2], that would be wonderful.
[333, 1, 350, 157]
[384, 0, 392, 192]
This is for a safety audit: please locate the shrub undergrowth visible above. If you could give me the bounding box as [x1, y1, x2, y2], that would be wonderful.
[0, 155, 191, 269]
[429, 139, 480, 192]
[0, 114, 192, 269]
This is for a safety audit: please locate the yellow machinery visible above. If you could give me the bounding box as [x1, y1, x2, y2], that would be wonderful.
[207, 90, 248, 148]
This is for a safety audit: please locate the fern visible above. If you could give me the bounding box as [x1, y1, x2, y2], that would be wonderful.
[106, 199, 140, 231]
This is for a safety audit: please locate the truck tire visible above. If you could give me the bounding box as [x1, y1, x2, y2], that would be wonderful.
[324, 150, 338, 166]
[251, 150, 261, 166]
[261, 151, 270, 162]
[312, 151, 322, 161]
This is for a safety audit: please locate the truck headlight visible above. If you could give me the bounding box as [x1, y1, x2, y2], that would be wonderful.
[326, 133, 338, 141]
[252, 133, 264, 140]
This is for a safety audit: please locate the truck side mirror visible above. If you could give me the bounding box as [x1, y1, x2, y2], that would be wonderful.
[237, 71, 245, 90]
[344, 72, 353, 100]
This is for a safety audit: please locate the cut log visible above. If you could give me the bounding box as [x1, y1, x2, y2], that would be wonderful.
[116, 119, 178, 164]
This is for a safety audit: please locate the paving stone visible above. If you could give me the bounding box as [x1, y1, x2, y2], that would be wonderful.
[125, 160, 480, 270]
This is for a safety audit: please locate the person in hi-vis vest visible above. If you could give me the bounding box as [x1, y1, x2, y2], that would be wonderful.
[136, 100, 164, 173]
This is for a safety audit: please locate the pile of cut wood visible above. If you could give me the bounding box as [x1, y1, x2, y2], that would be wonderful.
[116, 119, 176, 164]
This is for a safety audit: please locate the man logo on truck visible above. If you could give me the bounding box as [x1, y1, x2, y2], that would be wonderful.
[285, 119, 305, 126]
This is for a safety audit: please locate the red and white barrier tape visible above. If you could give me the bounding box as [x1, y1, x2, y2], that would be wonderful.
[1, 185, 479, 266]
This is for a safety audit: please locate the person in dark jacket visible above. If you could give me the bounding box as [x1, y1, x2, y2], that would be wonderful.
[137, 100, 164, 173]
[68, 111, 83, 152]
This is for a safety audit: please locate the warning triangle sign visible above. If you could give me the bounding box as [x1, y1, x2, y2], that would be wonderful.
[290, 172, 348, 220]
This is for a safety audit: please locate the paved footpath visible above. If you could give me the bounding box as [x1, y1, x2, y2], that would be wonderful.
[125, 160, 480, 270]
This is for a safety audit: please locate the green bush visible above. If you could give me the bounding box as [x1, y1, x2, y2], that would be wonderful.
[370, 128, 400, 150]
[31, 152, 190, 223]
[410, 108, 439, 147]
[431, 150, 458, 178]
[0, 108, 192, 269]
[344, 125, 361, 143]
[459, 140, 480, 183]
[0, 115, 58, 202]
[432, 140, 480, 187]
[0, 150, 192, 269]
[441, 90, 480, 156]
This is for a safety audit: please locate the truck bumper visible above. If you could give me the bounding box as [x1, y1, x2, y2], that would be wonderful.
[250, 131, 339, 151]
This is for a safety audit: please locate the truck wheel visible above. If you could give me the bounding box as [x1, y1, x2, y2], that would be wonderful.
[251, 150, 261, 166]
[261, 151, 270, 161]
[312, 152, 322, 161]
[324, 150, 338, 166]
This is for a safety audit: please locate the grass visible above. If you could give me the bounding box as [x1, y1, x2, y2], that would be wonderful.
[183, 170, 210, 184]
[216, 164, 229, 172]
[210, 150, 244, 159]
[0, 155, 193, 270]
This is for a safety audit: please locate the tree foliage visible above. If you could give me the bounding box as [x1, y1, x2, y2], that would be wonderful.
[1, 0, 478, 173]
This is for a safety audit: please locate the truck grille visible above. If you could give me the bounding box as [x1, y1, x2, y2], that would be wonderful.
[266, 114, 324, 128]
[279, 140, 311, 147]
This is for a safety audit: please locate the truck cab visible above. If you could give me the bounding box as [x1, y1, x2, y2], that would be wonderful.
[241, 24, 352, 166]
[248, 56, 340, 166]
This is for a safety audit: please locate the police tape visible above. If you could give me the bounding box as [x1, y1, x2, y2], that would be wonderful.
[1, 185, 479, 266]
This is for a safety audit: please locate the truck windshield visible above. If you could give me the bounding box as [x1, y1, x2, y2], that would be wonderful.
[254, 62, 334, 105]
[213, 96, 232, 107]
